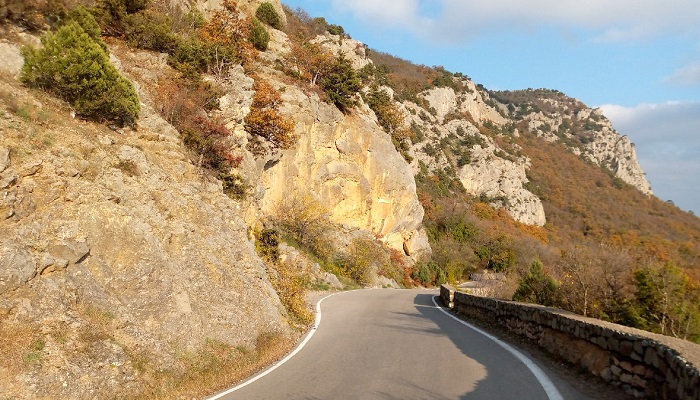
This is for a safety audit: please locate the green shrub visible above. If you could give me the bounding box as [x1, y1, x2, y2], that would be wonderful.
[180, 116, 235, 170]
[255, 229, 280, 263]
[322, 54, 361, 112]
[457, 150, 472, 167]
[411, 261, 446, 287]
[99, 0, 150, 35]
[249, 18, 270, 51]
[20, 21, 140, 125]
[272, 194, 333, 261]
[412, 263, 431, 286]
[254, 228, 313, 326]
[220, 172, 247, 200]
[255, 2, 282, 30]
[474, 234, 515, 272]
[326, 24, 344, 36]
[65, 6, 106, 51]
[125, 10, 180, 53]
[364, 86, 404, 134]
[513, 259, 558, 306]
[169, 36, 238, 79]
[340, 237, 389, 286]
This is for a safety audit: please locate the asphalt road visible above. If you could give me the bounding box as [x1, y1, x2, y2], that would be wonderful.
[210, 289, 597, 400]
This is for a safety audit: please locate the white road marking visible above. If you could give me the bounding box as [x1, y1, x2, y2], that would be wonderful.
[208, 290, 563, 399]
[430, 296, 564, 400]
[206, 292, 340, 399]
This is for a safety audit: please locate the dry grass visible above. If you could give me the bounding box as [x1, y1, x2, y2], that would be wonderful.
[114, 159, 139, 176]
[137, 331, 298, 399]
[0, 319, 40, 376]
[74, 302, 302, 399]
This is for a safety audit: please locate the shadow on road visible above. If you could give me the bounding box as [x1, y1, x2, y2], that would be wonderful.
[412, 293, 550, 400]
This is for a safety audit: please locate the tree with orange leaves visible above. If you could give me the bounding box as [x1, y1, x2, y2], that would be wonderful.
[244, 77, 296, 149]
[287, 41, 335, 86]
[199, 0, 255, 70]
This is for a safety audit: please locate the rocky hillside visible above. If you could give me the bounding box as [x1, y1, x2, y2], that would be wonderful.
[490, 89, 652, 195]
[0, 1, 428, 397]
[1, 0, 699, 398]
[0, 38, 293, 399]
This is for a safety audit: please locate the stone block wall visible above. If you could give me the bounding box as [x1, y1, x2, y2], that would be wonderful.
[440, 285, 700, 400]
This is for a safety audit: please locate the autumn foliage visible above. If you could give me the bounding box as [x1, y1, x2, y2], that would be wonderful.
[286, 41, 335, 86]
[244, 77, 296, 150]
[154, 76, 241, 172]
[255, 229, 313, 326]
[198, 0, 254, 68]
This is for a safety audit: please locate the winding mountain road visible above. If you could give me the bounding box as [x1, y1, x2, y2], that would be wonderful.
[209, 289, 598, 400]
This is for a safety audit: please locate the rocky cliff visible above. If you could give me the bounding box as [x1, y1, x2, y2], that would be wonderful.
[0, 28, 296, 397]
[491, 89, 652, 195]
[402, 84, 547, 226]
[0, 8, 433, 396]
[0, 0, 659, 396]
[213, 29, 431, 261]
[260, 88, 430, 259]
[372, 81, 651, 226]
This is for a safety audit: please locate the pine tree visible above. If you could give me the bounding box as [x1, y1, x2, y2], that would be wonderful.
[249, 18, 270, 51]
[20, 19, 140, 125]
[322, 54, 361, 113]
[513, 259, 558, 306]
[255, 2, 282, 30]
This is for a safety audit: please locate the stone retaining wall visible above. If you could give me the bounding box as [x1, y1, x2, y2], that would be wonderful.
[440, 285, 700, 400]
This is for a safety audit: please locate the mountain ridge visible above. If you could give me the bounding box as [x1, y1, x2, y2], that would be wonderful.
[0, 1, 698, 398]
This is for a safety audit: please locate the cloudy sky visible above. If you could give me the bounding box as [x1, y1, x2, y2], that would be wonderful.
[281, 0, 700, 213]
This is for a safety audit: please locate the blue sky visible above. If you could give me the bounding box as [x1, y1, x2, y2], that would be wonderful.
[281, 0, 700, 213]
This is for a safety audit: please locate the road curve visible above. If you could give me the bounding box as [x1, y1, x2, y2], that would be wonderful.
[209, 289, 593, 400]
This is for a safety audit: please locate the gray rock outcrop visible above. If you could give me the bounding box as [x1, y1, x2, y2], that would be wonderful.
[457, 140, 546, 226]
[403, 84, 545, 226]
[0, 47, 289, 398]
[310, 33, 372, 70]
[511, 94, 652, 195]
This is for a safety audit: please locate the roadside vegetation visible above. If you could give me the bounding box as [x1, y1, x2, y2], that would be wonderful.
[267, 194, 408, 289]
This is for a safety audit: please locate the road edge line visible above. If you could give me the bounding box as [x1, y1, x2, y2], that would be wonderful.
[206, 292, 340, 399]
[430, 296, 564, 400]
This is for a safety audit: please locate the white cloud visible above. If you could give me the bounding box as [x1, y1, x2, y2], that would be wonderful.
[330, 0, 434, 35]
[599, 101, 700, 212]
[331, 0, 700, 43]
[664, 61, 700, 86]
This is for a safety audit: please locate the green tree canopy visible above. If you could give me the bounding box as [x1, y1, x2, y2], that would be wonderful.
[66, 6, 106, 51]
[322, 54, 361, 113]
[21, 20, 140, 125]
[255, 2, 282, 30]
[513, 259, 558, 306]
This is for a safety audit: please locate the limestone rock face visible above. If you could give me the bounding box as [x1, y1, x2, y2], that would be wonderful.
[506, 92, 652, 195]
[420, 84, 507, 125]
[458, 142, 547, 226]
[260, 85, 430, 261]
[403, 84, 545, 226]
[0, 42, 23, 76]
[199, 0, 287, 26]
[583, 111, 652, 195]
[311, 33, 372, 70]
[0, 49, 288, 399]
